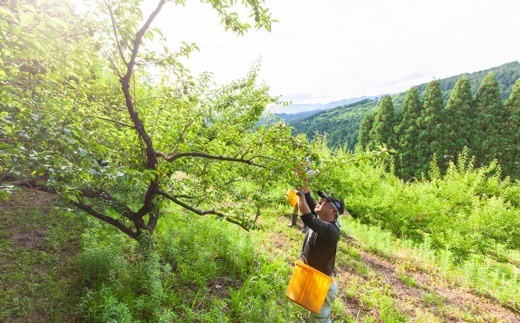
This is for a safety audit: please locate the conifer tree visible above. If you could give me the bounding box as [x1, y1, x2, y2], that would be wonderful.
[416, 80, 444, 175]
[396, 87, 422, 179]
[503, 78, 520, 179]
[357, 112, 376, 151]
[368, 95, 396, 149]
[443, 76, 474, 163]
[473, 72, 505, 167]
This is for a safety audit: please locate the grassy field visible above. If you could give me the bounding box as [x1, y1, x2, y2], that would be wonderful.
[1, 188, 519, 322]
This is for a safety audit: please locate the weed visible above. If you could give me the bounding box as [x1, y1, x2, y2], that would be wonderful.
[398, 272, 417, 288]
[423, 292, 444, 306]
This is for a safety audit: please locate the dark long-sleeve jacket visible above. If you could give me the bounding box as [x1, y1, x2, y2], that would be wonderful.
[299, 192, 340, 276]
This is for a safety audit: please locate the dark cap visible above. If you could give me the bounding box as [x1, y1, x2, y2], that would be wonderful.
[317, 191, 344, 215]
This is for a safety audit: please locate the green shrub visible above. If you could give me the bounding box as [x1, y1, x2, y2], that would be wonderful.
[229, 260, 298, 322]
[78, 207, 302, 321]
[79, 247, 125, 288]
[81, 286, 133, 323]
[311, 148, 520, 260]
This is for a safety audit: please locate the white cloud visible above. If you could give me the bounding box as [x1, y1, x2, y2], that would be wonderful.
[148, 0, 520, 104]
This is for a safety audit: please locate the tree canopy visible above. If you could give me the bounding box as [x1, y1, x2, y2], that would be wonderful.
[0, 0, 311, 239]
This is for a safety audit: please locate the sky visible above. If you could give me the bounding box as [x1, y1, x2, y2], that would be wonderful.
[149, 0, 520, 110]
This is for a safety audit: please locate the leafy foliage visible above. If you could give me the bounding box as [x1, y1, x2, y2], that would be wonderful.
[1, 0, 310, 238]
[368, 96, 396, 150]
[443, 76, 475, 162]
[76, 207, 302, 322]
[321, 148, 520, 260]
[2, 2, 519, 322]
[356, 110, 376, 152]
[415, 80, 445, 176]
[354, 72, 519, 180]
[395, 87, 422, 179]
[502, 78, 520, 178]
[473, 72, 506, 167]
[412, 61, 520, 102]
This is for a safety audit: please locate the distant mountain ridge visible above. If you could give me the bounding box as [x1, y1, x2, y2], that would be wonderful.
[274, 96, 378, 115]
[288, 61, 520, 150]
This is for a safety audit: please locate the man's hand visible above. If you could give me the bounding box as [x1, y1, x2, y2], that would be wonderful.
[297, 186, 310, 194]
[297, 190, 312, 215]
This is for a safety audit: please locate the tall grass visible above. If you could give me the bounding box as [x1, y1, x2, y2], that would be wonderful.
[78, 207, 302, 322]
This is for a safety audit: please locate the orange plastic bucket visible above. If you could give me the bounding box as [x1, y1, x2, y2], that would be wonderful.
[286, 261, 333, 313]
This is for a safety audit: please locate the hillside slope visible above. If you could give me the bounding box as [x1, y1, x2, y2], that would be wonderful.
[268, 214, 520, 322]
[2, 189, 518, 321]
[290, 99, 377, 150]
[290, 61, 520, 149]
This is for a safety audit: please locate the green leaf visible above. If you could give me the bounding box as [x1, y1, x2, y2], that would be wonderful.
[20, 12, 35, 27]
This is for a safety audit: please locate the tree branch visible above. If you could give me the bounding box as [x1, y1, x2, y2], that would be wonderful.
[147, 213, 158, 231]
[4, 175, 50, 189]
[106, 54, 123, 78]
[125, 0, 166, 76]
[135, 182, 159, 219]
[158, 190, 224, 216]
[158, 190, 251, 231]
[72, 200, 138, 239]
[79, 188, 135, 219]
[119, 1, 166, 170]
[155, 151, 267, 168]
[104, 0, 128, 66]
[169, 114, 202, 153]
[117, 1, 166, 222]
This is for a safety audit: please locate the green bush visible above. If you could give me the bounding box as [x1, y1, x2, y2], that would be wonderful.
[79, 247, 125, 288]
[310, 147, 519, 260]
[229, 260, 299, 322]
[81, 286, 133, 323]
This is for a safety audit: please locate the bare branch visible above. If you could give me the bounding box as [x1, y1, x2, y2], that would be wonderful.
[72, 200, 138, 239]
[158, 190, 225, 216]
[159, 193, 194, 200]
[169, 114, 202, 153]
[155, 151, 267, 168]
[248, 155, 281, 163]
[8, 181, 139, 239]
[221, 216, 250, 229]
[237, 144, 253, 159]
[158, 190, 251, 231]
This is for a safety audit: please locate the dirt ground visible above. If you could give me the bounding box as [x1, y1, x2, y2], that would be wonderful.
[0, 188, 84, 322]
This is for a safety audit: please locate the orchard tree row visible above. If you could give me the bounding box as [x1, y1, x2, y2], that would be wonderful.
[357, 73, 520, 180]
